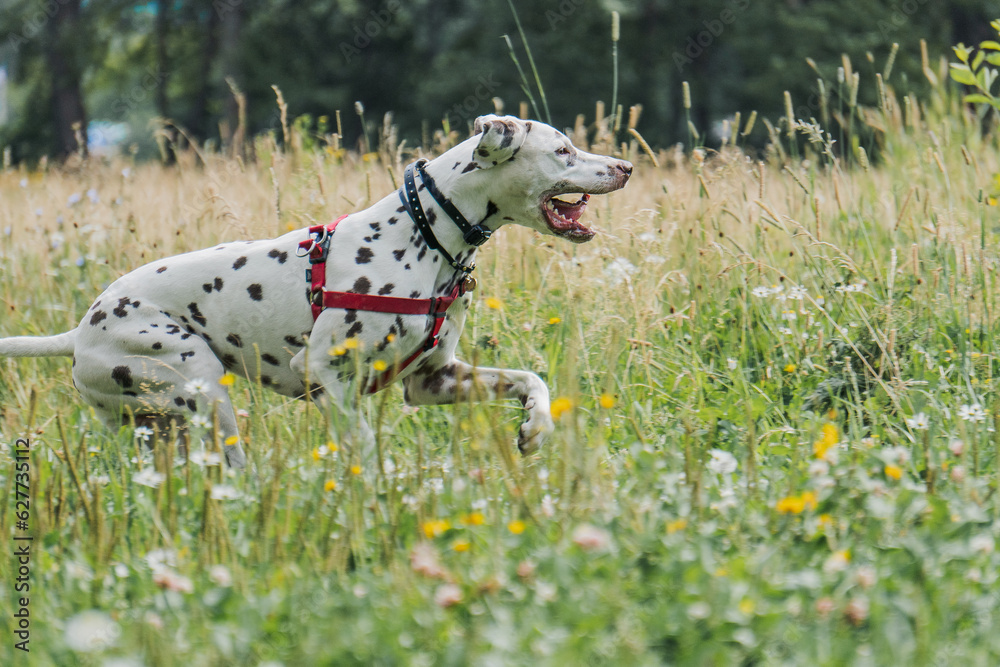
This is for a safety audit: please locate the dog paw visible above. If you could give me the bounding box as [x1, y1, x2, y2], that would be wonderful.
[518, 408, 554, 455]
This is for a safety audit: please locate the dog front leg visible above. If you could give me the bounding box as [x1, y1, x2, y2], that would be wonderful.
[294, 348, 377, 467]
[402, 359, 554, 454]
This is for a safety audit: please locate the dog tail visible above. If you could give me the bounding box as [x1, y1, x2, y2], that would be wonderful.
[0, 330, 77, 357]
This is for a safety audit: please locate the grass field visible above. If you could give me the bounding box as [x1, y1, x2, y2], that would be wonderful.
[5, 63, 1000, 665]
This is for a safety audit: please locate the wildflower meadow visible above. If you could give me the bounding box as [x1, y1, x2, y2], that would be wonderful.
[6, 37, 1000, 665]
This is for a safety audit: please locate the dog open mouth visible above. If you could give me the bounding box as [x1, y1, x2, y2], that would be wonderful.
[541, 193, 593, 242]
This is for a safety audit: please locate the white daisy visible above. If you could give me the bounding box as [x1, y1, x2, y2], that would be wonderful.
[727, 357, 738, 370]
[905, 412, 930, 430]
[189, 414, 211, 429]
[64, 611, 120, 652]
[707, 449, 738, 475]
[183, 378, 209, 395]
[751, 286, 770, 298]
[133, 426, 154, 442]
[133, 468, 165, 488]
[210, 484, 243, 501]
[188, 450, 222, 467]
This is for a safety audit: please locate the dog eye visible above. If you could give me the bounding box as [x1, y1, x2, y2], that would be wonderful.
[555, 147, 571, 156]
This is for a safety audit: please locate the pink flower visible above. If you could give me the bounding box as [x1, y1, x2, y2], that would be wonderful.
[434, 583, 463, 608]
[516, 560, 536, 579]
[572, 524, 611, 552]
[153, 570, 193, 593]
[410, 542, 447, 579]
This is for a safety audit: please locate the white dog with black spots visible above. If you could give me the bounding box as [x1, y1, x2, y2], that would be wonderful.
[0, 115, 632, 467]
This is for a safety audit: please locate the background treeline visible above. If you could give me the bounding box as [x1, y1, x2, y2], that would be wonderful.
[0, 0, 998, 162]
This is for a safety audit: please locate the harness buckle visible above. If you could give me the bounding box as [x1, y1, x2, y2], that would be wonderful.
[463, 225, 492, 246]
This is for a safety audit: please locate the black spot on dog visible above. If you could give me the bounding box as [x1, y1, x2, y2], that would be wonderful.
[347, 321, 363, 338]
[113, 297, 138, 318]
[426, 209, 437, 225]
[409, 290, 420, 298]
[363, 236, 372, 243]
[395, 315, 408, 338]
[356, 248, 374, 264]
[174, 396, 186, 407]
[502, 216, 514, 221]
[186, 398, 197, 412]
[372, 233, 380, 240]
[268, 249, 289, 264]
[202, 283, 214, 293]
[179, 315, 189, 324]
[222, 354, 237, 368]
[111, 366, 133, 388]
[226, 333, 243, 347]
[378, 283, 394, 295]
[369, 222, 381, 231]
[124, 391, 138, 397]
[387, 216, 398, 225]
[396, 205, 406, 213]
[152, 342, 162, 350]
[351, 277, 371, 294]
[477, 148, 489, 158]
[165, 324, 181, 335]
[89, 310, 107, 326]
[462, 162, 479, 174]
[90, 301, 101, 311]
[213, 277, 223, 291]
[180, 351, 195, 361]
[393, 249, 406, 261]
[201, 332, 212, 342]
[187, 302, 207, 327]
[260, 375, 272, 385]
[453, 161, 462, 170]
[180, 333, 192, 340]
[261, 353, 280, 366]
[417, 248, 427, 261]
[233, 256, 247, 270]
[284, 335, 304, 347]
[404, 264, 411, 270]
[344, 310, 357, 324]
[247, 284, 263, 301]
[156, 266, 167, 273]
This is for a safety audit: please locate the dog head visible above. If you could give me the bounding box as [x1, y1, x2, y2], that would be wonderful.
[440, 115, 632, 243]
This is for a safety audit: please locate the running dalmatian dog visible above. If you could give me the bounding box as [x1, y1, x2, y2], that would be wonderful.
[0, 115, 632, 468]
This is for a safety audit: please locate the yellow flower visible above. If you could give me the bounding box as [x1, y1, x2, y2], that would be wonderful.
[714, 567, 728, 577]
[350, 465, 362, 475]
[330, 345, 347, 356]
[884, 464, 902, 480]
[324, 479, 337, 492]
[738, 599, 755, 615]
[312, 447, 322, 461]
[989, 196, 998, 206]
[386, 333, 396, 343]
[218, 373, 235, 386]
[666, 518, 688, 534]
[813, 422, 839, 459]
[372, 359, 388, 372]
[507, 520, 526, 535]
[784, 363, 796, 373]
[818, 513, 833, 527]
[485, 297, 503, 309]
[452, 539, 471, 552]
[599, 393, 616, 409]
[550, 397, 574, 420]
[224, 435, 239, 446]
[327, 441, 338, 452]
[775, 495, 806, 514]
[801, 491, 818, 511]
[286, 222, 296, 232]
[461, 512, 486, 526]
[549, 317, 562, 324]
[422, 519, 451, 538]
[343, 338, 360, 350]
[362, 152, 379, 162]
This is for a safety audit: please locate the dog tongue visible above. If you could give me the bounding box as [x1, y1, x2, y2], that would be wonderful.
[553, 195, 589, 222]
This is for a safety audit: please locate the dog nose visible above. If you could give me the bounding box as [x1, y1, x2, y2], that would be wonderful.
[616, 161, 633, 178]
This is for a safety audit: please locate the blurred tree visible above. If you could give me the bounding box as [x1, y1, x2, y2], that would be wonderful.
[2, 0, 1000, 163]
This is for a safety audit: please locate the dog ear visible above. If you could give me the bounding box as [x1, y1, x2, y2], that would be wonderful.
[472, 115, 528, 168]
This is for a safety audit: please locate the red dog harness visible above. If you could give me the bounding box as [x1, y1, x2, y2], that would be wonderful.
[297, 161, 484, 394]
